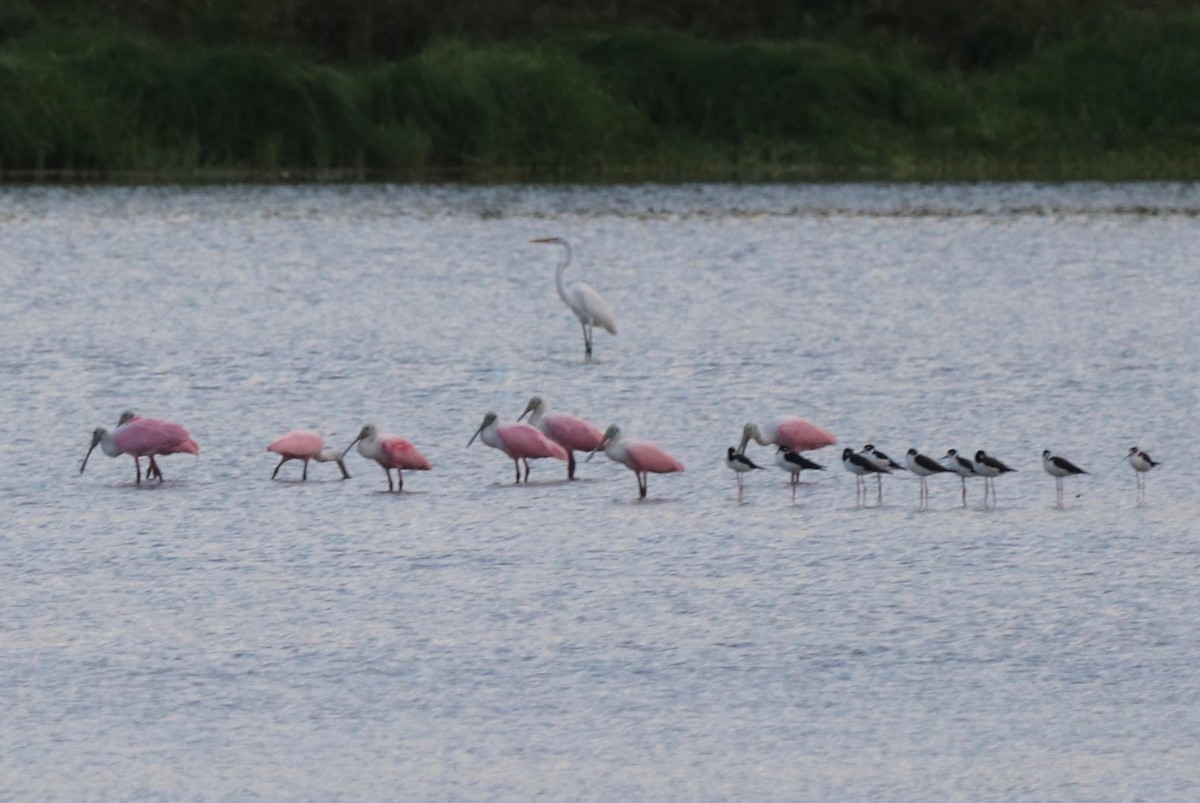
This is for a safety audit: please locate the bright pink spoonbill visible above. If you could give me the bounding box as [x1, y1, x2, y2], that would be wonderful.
[739, 417, 837, 455]
[587, 424, 684, 499]
[343, 424, 431, 492]
[117, 410, 197, 481]
[532, 237, 617, 361]
[517, 395, 604, 480]
[469, 411, 568, 484]
[267, 430, 350, 481]
[81, 414, 199, 484]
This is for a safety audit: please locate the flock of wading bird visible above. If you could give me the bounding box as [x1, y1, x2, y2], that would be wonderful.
[77, 238, 1160, 508]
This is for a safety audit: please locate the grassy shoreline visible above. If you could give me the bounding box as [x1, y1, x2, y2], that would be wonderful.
[3, 6, 1200, 183]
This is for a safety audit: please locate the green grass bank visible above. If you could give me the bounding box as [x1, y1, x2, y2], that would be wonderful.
[2, 1, 1200, 181]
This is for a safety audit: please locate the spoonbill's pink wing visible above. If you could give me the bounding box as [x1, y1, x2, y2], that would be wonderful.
[543, 414, 604, 452]
[268, 430, 324, 459]
[113, 418, 196, 456]
[775, 418, 837, 451]
[380, 436, 432, 470]
[498, 424, 568, 460]
[625, 442, 685, 474]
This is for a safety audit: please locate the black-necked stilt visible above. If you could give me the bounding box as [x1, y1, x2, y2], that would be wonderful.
[726, 446, 762, 495]
[843, 447, 890, 507]
[1042, 450, 1087, 508]
[972, 450, 1016, 508]
[1125, 446, 1158, 503]
[860, 444, 902, 505]
[775, 445, 824, 501]
[941, 449, 977, 508]
[905, 448, 950, 509]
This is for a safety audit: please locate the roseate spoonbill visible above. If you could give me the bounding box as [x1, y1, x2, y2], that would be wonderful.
[739, 418, 836, 456]
[905, 448, 950, 510]
[972, 450, 1016, 508]
[469, 412, 568, 484]
[343, 424, 431, 492]
[775, 445, 824, 500]
[860, 444, 902, 505]
[726, 447, 762, 494]
[1125, 446, 1158, 503]
[117, 410, 197, 481]
[940, 449, 978, 508]
[267, 430, 350, 481]
[81, 415, 199, 484]
[1043, 450, 1087, 508]
[531, 237, 617, 361]
[842, 447, 889, 507]
[517, 396, 604, 480]
[587, 425, 684, 499]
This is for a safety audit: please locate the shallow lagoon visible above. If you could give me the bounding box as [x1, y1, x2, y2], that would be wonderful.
[2, 183, 1199, 798]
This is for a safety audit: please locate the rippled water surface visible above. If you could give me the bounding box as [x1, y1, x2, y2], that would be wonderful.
[3, 183, 1200, 799]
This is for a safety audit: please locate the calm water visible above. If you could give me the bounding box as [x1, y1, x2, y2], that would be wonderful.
[2, 183, 1199, 799]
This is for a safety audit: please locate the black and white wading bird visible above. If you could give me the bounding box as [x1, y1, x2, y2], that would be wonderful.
[775, 445, 825, 501]
[1042, 450, 1088, 508]
[1125, 446, 1158, 503]
[972, 450, 1016, 508]
[905, 448, 950, 509]
[860, 444, 903, 506]
[941, 449, 978, 508]
[726, 447, 763, 495]
[843, 447, 891, 507]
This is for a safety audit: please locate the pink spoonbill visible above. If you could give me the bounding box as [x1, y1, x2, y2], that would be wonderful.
[587, 424, 685, 499]
[81, 414, 199, 484]
[343, 424, 431, 492]
[517, 395, 604, 480]
[468, 411, 568, 484]
[532, 237, 617, 361]
[267, 430, 350, 481]
[739, 417, 836, 456]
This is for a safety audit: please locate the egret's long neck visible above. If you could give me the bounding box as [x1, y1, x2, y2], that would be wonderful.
[554, 241, 573, 304]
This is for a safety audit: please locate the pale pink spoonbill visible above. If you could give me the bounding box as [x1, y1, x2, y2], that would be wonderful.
[81, 414, 199, 484]
[517, 395, 604, 480]
[267, 430, 350, 481]
[532, 237, 617, 361]
[587, 425, 684, 499]
[739, 417, 836, 455]
[468, 411, 568, 484]
[343, 424, 431, 492]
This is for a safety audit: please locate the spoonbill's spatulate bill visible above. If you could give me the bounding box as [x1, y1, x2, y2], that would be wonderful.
[468, 411, 568, 484]
[81, 414, 199, 484]
[739, 418, 836, 455]
[344, 424, 431, 492]
[517, 396, 604, 480]
[267, 430, 350, 481]
[588, 425, 684, 499]
[532, 237, 617, 362]
[1043, 450, 1087, 508]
